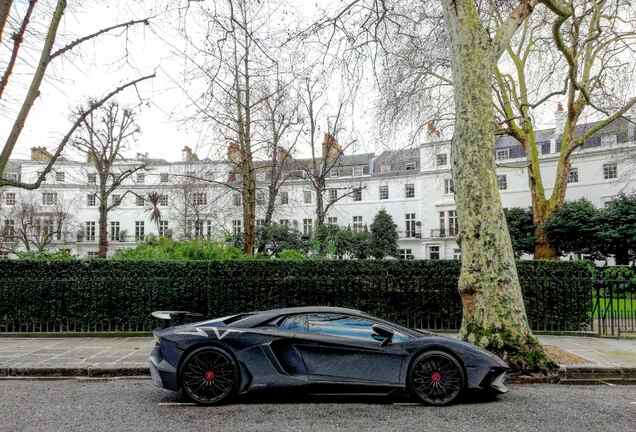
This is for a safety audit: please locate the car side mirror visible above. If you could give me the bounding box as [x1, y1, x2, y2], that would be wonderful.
[372, 324, 394, 346]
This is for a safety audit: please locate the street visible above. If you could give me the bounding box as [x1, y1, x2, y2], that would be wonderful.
[1, 379, 634, 432]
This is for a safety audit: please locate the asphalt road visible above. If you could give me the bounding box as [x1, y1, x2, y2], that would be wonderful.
[1, 379, 635, 432]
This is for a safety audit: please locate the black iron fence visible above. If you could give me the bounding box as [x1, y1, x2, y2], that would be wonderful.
[0, 260, 597, 334]
[592, 277, 636, 336]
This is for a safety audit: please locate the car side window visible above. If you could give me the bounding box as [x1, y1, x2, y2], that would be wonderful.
[278, 314, 307, 331]
[305, 314, 408, 343]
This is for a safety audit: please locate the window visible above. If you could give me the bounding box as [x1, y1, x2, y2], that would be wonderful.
[193, 192, 207, 206]
[159, 220, 169, 237]
[256, 191, 266, 206]
[405, 183, 415, 198]
[303, 191, 312, 204]
[6, 172, 18, 182]
[87, 173, 96, 184]
[404, 161, 417, 171]
[567, 167, 579, 184]
[303, 218, 313, 237]
[353, 216, 363, 233]
[379, 164, 390, 174]
[194, 220, 206, 238]
[5, 193, 15, 206]
[112, 194, 121, 206]
[160, 173, 169, 183]
[601, 134, 617, 147]
[353, 166, 365, 177]
[603, 162, 618, 180]
[329, 188, 338, 202]
[327, 216, 338, 225]
[540, 141, 551, 155]
[87, 251, 99, 258]
[55, 172, 65, 183]
[42, 192, 57, 206]
[110, 221, 120, 241]
[280, 191, 289, 205]
[135, 221, 145, 241]
[87, 194, 96, 207]
[496, 174, 508, 190]
[136, 195, 145, 207]
[256, 219, 266, 228]
[3, 219, 15, 239]
[296, 313, 408, 343]
[136, 172, 145, 184]
[352, 188, 362, 202]
[496, 148, 510, 160]
[330, 169, 339, 177]
[279, 219, 289, 226]
[232, 219, 242, 236]
[448, 210, 458, 236]
[453, 248, 462, 260]
[405, 213, 417, 238]
[400, 249, 414, 260]
[444, 178, 454, 195]
[85, 221, 96, 241]
[159, 194, 169, 206]
[233, 192, 241, 207]
[438, 211, 446, 237]
[429, 245, 440, 260]
[379, 185, 389, 200]
[436, 153, 448, 167]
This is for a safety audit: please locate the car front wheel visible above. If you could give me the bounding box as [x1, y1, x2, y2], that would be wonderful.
[408, 350, 465, 406]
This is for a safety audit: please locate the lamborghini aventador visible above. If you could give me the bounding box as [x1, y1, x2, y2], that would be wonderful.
[149, 306, 508, 406]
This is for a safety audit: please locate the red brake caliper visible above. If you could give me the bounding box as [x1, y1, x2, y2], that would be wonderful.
[431, 371, 442, 383]
[203, 370, 215, 382]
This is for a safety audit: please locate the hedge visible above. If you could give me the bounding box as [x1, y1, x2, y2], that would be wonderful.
[0, 260, 593, 333]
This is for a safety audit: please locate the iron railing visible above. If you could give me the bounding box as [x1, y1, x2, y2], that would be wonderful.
[592, 277, 636, 336]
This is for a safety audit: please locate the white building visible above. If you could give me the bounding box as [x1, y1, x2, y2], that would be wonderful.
[2, 114, 636, 259]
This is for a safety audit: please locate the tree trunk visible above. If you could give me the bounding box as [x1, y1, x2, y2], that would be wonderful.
[533, 225, 558, 259]
[242, 162, 256, 255]
[442, 0, 550, 370]
[97, 192, 108, 258]
[615, 248, 630, 265]
[264, 184, 276, 226]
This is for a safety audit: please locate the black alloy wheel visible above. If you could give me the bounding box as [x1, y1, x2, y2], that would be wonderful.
[408, 350, 465, 406]
[180, 346, 239, 405]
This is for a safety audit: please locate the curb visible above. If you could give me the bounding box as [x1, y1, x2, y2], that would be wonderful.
[2, 366, 635, 384]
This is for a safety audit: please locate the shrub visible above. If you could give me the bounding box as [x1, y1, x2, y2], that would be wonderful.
[277, 249, 307, 261]
[113, 238, 244, 261]
[0, 259, 593, 333]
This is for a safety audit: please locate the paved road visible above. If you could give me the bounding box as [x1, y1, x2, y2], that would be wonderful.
[1, 379, 635, 432]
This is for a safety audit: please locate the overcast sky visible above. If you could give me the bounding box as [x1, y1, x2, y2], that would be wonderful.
[1, 0, 384, 163]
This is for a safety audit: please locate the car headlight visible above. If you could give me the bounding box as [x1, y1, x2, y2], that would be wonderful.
[153, 334, 161, 345]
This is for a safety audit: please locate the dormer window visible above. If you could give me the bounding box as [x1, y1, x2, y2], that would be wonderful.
[404, 161, 417, 171]
[496, 148, 510, 160]
[436, 153, 448, 167]
[601, 134, 617, 147]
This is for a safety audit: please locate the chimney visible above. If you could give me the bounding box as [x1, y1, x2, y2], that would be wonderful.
[321, 133, 341, 161]
[182, 146, 193, 162]
[554, 102, 566, 134]
[31, 146, 51, 161]
[426, 121, 441, 142]
[227, 143, 241, 164]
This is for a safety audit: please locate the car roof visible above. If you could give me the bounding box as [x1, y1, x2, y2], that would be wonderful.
[228, 306, 369, 328]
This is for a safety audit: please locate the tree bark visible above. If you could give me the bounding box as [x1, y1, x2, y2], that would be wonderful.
[442, 0, 550, 370]
[98, 191, 109, 258]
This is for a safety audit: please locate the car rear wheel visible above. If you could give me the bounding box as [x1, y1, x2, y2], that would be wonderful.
[180, 346, 239, 405]
[408, 350, 465, 406]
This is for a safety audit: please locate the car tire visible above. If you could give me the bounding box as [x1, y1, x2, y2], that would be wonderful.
[408, 350, 465, 406]
[179, 346, 240, 405]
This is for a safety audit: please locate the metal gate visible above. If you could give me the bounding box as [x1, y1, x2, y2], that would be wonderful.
[592, 277, 636, 336]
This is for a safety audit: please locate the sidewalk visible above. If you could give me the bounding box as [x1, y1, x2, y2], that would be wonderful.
[0, 335, 634, 382]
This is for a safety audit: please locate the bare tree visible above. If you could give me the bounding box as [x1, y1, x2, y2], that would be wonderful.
[72, 101, 148, 257]
[0, 193, 75, 253]
[298, 76, 360, 229]
[0, 0, 154, 189]
[494, 0, 636, 258]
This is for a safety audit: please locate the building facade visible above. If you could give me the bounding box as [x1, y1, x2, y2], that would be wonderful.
[2, 115, 636, 258]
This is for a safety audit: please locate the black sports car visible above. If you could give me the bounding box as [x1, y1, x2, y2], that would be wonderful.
[149, 306, 508, 406]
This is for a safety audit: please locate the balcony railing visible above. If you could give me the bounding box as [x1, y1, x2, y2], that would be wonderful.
[430, 229, 457, 239]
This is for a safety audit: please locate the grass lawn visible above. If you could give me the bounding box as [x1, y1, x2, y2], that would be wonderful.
[592, 296, 636, 318]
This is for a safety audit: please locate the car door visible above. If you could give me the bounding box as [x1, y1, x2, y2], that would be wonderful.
[287, 313, 409, 385]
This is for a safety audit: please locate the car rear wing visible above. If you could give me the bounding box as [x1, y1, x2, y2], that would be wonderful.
[151, 311, 204, 328]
